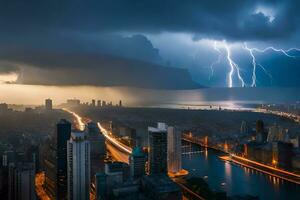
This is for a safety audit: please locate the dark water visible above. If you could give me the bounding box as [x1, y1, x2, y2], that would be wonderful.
[182, 143, 300, 200]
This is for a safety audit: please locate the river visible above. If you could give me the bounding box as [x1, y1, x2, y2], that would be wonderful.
[182, 143, 300, 200]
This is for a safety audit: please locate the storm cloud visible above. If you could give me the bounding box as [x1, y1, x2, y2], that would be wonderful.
[1, 0, 299, 41]
[0, 0, 299, 88]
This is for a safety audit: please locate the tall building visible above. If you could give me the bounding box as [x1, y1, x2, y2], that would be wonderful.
[86, 122, 106, 156]
[167, 126, 182, 174]
[0, 103, 8, 112]
[85, 122, 105, 181]
[148, 122, 168, 175]
[272, 141, 294, 169]
[240, 121, 249, 135]
[256, 120, 264, 133]
[91, 99, 96, 107]
[66, 99, 80, 106]
[8, 162, 36, 200]
[44, 119, 71, 200]
[129, 147, 146, 179]
[104, 162, 129, 195]
[119, 100, 122, 107]
[255, 120, 268, 143]
[67, 132, 90, 200]
[142, 174, 182, 200]
[45, 99, 53, 110]
[95, 172, 107, 200]
[97, 100, 101, 107]
[267, 124, 289, 143]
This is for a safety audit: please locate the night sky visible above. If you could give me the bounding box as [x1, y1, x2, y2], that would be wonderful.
[0, 0, 300, 88]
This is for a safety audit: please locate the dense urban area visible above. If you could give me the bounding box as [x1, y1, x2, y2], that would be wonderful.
[0, 99, 300, 200]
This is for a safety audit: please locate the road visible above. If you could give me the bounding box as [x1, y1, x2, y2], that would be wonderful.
[35, 172, 51, 200]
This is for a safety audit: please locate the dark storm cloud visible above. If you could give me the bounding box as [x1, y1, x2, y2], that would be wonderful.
[0, 0, 299, 41]
[0, 0, 299, 88]
[0, 62, 19, 74]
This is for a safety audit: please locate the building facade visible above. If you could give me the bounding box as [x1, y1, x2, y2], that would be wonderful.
[167, 126, 182, 174]
[44, 119, 71, 200]
[8, 162, 36, 200]
[67, 132, 90, 200]
[148, 123, 168, 175]
[129, 147, 146, 179]
[45, 99, 53, 110]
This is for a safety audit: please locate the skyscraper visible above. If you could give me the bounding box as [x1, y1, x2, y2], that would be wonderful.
[91, 99, 96, 107]
[57, 119, 72, 200]
[44, 119, 71, 200]
[129, 147, 146, 179]
[97, 100, 101, 107]
[67, 132, 90, 200]
[85, 122, 105, 181]
[167, 126, 182, 174]
[95, 172, 107, 200]
[148, 122, 168, 175]
[86, 122, 106, 157]
[8, 162, 36, 200]
[45, 98, 53, 110]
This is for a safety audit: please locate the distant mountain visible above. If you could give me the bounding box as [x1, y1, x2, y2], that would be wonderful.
[2, 51, 203, 89]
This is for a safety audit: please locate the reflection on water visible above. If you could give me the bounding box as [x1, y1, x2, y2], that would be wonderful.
[182, 143, 300, 200]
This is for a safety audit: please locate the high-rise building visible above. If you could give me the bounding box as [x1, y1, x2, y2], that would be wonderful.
[148, 122, 168, 175]
[0, 103, 8, 112]
[66, 99, 80, 107]
[167, 126, 182, 174]
[95, 172, 107, 200]
[97, 100, 101, 107]
[67, 132, 90, 200]
[104, 162, 129, 195]
[44, 119, 71, 200]
[119, 100, 122, 107]
[57, 119, 72, 199]
[8, 162, 36, 200]
[272, 141, 294, 169]
[129, 147, 146, 179]
[85, 122, 105, 181]
[267, 124, 289, 143]
[142, 174, 182, 200]
[91, 99, 96, 107]
[240, 121, 249, 135]
[86, 122, 106, 156]
[45, 99, 53, 110]
[256, 120, 264, 133]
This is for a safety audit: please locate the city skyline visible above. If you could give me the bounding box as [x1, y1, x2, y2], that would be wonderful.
[0, 1, 299, 200]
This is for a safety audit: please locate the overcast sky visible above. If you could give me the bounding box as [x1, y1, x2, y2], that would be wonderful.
[0, 0, 299, 88]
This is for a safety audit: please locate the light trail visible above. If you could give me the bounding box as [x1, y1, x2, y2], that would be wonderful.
[220, 155, 300, 185]
[62, 108, 85, 131]
[35, 172, 51, 200]
[63, 108, 131, 154]
[97, 122, 132, 154]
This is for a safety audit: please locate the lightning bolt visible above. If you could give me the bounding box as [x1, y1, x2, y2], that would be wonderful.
[251, 46, 300, 58]
[257, 64, 273, 84]
[209, 41, 222, 80]
[222, 42, 245, 87]
[208, 41, 299, 88]
[244, 43, 258, 87]
[244, 43, 299, 86]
